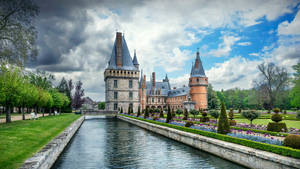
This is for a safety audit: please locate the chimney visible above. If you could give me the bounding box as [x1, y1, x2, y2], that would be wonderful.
[152, 72, 155, 87]
[116, 32, 122, 67]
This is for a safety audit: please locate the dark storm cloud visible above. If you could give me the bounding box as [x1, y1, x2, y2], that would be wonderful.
[28, 0, 144, 72]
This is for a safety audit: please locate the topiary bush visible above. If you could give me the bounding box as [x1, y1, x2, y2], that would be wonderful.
[267, 122, 288, 132]
[217, 102, 230, 134]
[176, 109, 183, 117]
[284, 134, 300, 149]
[183, 108, 188, 120]
[209, 110, 220, 123]
[200, 111, 209, 122]
[190, 109, 199, 120]
[273, 108, 280, 114]
[283, 110, 287, 114]
[137, 106, 141, 117]
[241, 110, 260, 126]
[144, 107, 149, 119]
[271, 113, 282, 122]
[229, 120, 237, 126]
[159, 108, 164, 118]
[166, 105, 172, 123]
[185, 121, 194, 127]
[228, 108, 234, 120]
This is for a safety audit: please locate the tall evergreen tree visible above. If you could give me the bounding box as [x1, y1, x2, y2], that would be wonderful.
[72, 80, 84, 109]
[217, 102, 230, 134]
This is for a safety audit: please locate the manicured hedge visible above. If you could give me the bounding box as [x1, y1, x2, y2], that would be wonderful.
[120, 114, 300, 159]
[231, 126, 289, 137]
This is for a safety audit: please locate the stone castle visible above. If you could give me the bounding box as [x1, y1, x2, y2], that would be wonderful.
[104, 32, 208, 113]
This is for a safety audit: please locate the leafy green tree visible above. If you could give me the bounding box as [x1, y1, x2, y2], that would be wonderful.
[159, 107, 164, 118]
[98, 102, 105, 110]
[29, 69, 54, 90]
[189, 109, 199, 120]
[183, 108, 188, 120]
[217, 102, 230, 134]
[242, 110, 260, 127]
[0, 65, 23, 123]
[144, 107, 149, 119]
[207, 84, 220, 109]
[57, 77, 73, 112]
[0, 0, 39, 65]
[209, 110, 220, 123]
[49, 89, 63, 115]
[175, 109, 183, 117]
[290, 63, 300, 108]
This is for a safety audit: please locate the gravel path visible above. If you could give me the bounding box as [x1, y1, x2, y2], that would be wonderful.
[0, 114, 49, 123]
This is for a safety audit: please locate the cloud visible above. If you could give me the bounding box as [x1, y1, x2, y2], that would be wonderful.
[209, 35, 240, 57]
[28, 0, 299, 101]
[249, 53, 259, 56]
[278, 9, 300, 35]
[206, 56, 261, 90]
[237, 42, 251, 46]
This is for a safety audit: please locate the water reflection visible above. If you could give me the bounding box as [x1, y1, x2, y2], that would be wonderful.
[52, 118, 246, 169]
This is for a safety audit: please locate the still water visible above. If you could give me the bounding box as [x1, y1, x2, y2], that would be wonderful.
[52, 118, 246, 169]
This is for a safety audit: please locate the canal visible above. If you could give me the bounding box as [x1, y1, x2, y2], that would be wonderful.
[52, 118, 246, 169]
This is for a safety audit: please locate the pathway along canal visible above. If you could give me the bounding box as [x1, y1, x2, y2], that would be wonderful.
[52, 118, 246, 169]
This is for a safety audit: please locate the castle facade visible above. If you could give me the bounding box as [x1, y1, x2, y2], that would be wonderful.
[105, 32, 208, 113]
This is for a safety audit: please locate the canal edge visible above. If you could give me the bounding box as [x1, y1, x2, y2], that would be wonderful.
[117, 115, 300, 169]
[19, 116, 85, 169]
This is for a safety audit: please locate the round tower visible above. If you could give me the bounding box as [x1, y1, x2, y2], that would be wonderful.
[189, 50, 208, 110]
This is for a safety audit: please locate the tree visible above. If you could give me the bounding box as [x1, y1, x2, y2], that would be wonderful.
[57, 77, 73, 112]
[217, 102, 230, 134]
[98, 102, 105, 110]
[207, 84, 220, 109]
[0, 0, 39, 65]
[144, 107, 149, 119]
[166, 105, 172, 123]
[209, 110, 220, 123]
[183, 108, 189, 120]
[290, 63, 300, 108]
[159, 107, 164, 118]
[72, 80, 84, 109]
[255, 63, 289, 109]
[175, 109, 183, 117]
[49, 89, 63, 115]
[137, 106, 141, 117]
[29, 69, 54, 90]
[242, 110, 260, 127]
[0, 65, 23, 123]
[189, 109, 199, 120]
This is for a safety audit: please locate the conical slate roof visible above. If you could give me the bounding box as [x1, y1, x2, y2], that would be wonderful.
[191, 51, 206, 77]
[133, 50, 139, 65]
[107, 33, 137, 70]
[139, 69, 144, 88]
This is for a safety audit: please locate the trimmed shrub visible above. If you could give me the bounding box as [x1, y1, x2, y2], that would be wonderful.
[144, 107, 149, 119]
[190, 109, 199, 119]
[183, 108, 188, 120]
[228, 108, 234, 120]
[217, 102, 230, 134]
[200, 111, 209, 122]
[242, 110, 260, 126]
[273, 108, 280, 114]
[166, 105, 172, 123]
[284, 135, 300, 149]
[283, 110, 287, 114]
[229, 120, 237, 126]
[271, 113, 282, 122]
[297, 111, 300, 119]
[137, 106, 141, 117]
[185, 121, 194, 127]
[209, 110, 220, 123]
[176, 109, 183, 117]
[267, 122, 288, 132]
[159, 108, 164, 118]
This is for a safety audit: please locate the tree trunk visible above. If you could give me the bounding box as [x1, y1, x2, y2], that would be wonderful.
[22, 107, 25, 120]
[42, 108, 45, 117]
[59, 108, 61, 115]
[18, 107, 21, 114]
[6, 106, 11, 123]
[35, 107, 38, 115]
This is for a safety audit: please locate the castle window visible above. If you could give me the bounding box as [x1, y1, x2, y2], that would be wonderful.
[131, 72, 133, 74]
[129, 80, 133, 88]
[152, 98, 154, 103]
[114, 92, 118, 99]
[129, 91, 133, 100]
[128, 72, 130, 74]
[135, 72, 137, 74]
[114, 80, 118, 88]
[129, 103, 133, 110]
[197, 78, 199, 82]
[114, 103, 118, 110]
[158, 98, 160, 102]
[117, 71, 119, 73]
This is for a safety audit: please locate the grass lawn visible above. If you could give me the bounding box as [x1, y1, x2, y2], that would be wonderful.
[235, 119, 300, 129]
[0, 113, 80, 169]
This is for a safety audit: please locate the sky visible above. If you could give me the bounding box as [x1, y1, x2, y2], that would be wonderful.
[28, 0, 300, 101]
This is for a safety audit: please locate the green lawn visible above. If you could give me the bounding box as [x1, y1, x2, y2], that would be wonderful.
[0, 113, 80, 169]
[235, 119, 300, 129]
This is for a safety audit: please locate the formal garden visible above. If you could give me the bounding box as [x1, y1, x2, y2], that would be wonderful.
[121, 103, 300, 158]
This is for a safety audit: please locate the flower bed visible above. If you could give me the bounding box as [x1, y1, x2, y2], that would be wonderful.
[120, 114, 300, 158]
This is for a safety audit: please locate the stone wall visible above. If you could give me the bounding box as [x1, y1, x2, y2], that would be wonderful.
[118, 115, 300, 169]
[20, 116, 84, 169]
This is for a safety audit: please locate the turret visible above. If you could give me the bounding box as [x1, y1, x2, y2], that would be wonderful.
[133, 49, 139, 69]
[189, 49, 208, 110]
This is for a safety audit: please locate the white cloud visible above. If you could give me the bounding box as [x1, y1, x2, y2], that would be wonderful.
[249, 53, 259, 56]
[209, 35, 240, 57]
[237, 42, 251, 46]
[206, 56, 261, 90]
[278, 9, 300, 35]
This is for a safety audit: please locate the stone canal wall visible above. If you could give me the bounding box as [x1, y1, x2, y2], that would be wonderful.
[20, 116, 84, 169]
[118, 115, 300, 169]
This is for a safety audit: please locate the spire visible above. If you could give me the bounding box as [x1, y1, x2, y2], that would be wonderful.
[190, 49, 206, 77]
[133, 49, 139, 66]
[107, 32, 137, 70]
[139, 69, 144, 88]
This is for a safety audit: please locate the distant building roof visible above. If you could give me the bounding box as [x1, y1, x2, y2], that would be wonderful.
[168, 86, 189, 97]
[132, 50, 139, 65]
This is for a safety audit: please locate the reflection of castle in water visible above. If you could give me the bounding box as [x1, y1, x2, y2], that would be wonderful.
[104, 32, 208, 113]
